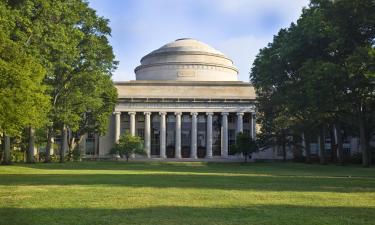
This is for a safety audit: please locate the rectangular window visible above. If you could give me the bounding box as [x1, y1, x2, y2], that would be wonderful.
[123, 114, 129, 122]
[243, 129, 251, 136]
[244, 114, 250, 123]
[137, 129, 144, 140]
[228, 115, 235, 123]
[137, 114, 145, 122]
[229, 129, 236, 146]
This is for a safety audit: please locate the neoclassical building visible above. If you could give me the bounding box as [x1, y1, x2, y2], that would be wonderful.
[96, 38, 258, 160]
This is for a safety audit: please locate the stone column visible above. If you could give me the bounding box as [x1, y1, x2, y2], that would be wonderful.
[144, 112, 151, 158]
[221, 112, 229, 158]
[175, 112, 182, 159]
[159, 112, 167, 159]
[251, 112, 256, 139]
[129, 112, 136, 136]
[114, 112, 121, 143]
[191, 112, 198, 159]
[206, 113, 213, 158]
[236, 112, 244, 133]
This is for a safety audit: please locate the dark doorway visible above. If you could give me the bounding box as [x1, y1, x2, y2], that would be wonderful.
[181, 114, 191, 158]
[151, 114, 160, 156]
[166, 114, 175, 158]
[197, 114, 206, 158]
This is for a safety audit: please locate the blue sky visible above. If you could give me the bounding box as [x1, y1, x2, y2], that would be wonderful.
[88, 0, 310, 81]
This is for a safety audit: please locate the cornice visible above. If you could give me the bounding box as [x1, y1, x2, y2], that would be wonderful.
[140, 50, 233, 64]
[134, 62, 239, 74]
[114, 80, 253, 87]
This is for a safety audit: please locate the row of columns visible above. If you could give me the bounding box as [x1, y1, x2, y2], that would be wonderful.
[114, 112, 256, 159]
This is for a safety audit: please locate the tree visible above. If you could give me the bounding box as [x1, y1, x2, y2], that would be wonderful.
[110, 133, 146, 162]
[0, 2, 50, 164]
[3, 0, 118, 163]
[232, 133, 259, 163]
[251, 0, 375, 167]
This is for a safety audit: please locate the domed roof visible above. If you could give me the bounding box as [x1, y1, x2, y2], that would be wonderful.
[145, 38, 226, 57]
[135, 38, 238, 81]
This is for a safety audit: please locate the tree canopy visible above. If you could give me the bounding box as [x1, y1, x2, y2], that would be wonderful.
[251, 0, 375, 167]
[0, 0, 118, 163]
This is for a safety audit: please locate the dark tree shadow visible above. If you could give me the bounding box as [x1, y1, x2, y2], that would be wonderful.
[0, 205, 374, 225]
[0, 173, 374, 193]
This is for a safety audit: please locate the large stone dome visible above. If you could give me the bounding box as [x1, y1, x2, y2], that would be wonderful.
[135, 38, 239, 81]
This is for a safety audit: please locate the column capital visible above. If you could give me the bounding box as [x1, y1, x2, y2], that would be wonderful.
[128, 111, 136, 115]
[190, 112, 198, 116]
[174, 112, 182, 116]
[236, 112, 244, 116]
[206, 112, 214, 116]
[113, 111, 121, 115]
[221, 112, 229, 116]
[159, 112, 167, 116]
[143, 112, 152, 115]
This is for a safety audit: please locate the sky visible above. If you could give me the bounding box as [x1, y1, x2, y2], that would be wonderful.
[88, 0, 310, 82]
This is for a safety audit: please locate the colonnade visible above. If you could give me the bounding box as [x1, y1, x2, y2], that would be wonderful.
[113, 111, 256, 159]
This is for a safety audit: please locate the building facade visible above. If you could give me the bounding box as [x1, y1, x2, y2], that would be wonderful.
[95, 38, 257, 160]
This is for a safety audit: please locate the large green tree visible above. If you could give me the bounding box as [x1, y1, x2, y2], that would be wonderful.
[251, 0, 375, 166]
[4, 0, 118, 163]
[0, 2, 50, 164]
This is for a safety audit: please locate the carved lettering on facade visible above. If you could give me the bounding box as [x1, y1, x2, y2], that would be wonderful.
[177, 70, 195, 77]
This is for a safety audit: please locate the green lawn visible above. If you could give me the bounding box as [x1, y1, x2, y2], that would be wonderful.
[0, 162, 374, 225]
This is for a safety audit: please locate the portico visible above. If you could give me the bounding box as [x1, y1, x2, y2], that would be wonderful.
[113, 92, 255, 159]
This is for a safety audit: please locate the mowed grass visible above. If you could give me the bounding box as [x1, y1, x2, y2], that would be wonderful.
[0, 162, 374, 225]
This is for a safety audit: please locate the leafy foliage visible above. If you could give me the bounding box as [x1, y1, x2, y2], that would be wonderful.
[0, 3, 50, 136]
[251, 0, 375, 166]
[110, 133, 146, 162]
[1, 0, 118, 163]
[231, 133, 258, 163]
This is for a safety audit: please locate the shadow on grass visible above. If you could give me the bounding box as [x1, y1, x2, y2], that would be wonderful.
[0, 205, 374, 225]
[0, 173, 374, 193]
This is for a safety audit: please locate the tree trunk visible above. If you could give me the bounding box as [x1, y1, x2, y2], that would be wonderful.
[304, 134, 311, 164]
[2, 135, 11, 165]
[244, 153, 248, 163]
[77, 134, 86, 161]
[26, 127, 35, 163]
[282, 134, 287, 162]
[359, 115, 369, 167]
[60, 125, 68, 163]
[335, 122, 344, 165]
[330, 125, 336, 163]
[319, 126, 326, 165]
[45, 127, 53, 163]
[68, 134, 76, 161]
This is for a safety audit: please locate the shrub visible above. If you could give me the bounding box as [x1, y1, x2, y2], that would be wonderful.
[110, 133, 145, 161]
